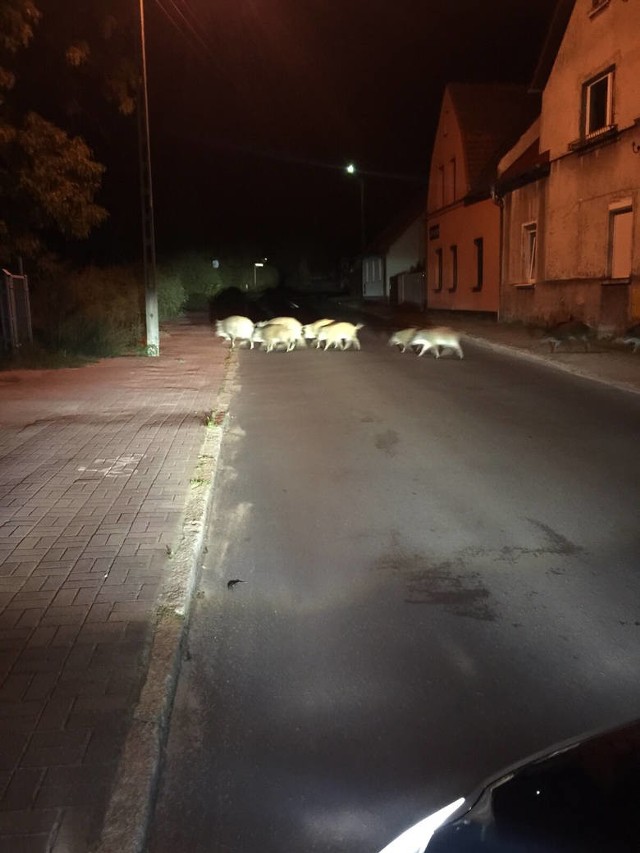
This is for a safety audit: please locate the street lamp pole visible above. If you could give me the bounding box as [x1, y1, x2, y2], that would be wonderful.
[253, 261, 265, 289]
[138, 0, 159, 356]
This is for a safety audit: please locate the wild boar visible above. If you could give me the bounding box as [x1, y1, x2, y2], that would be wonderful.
[255, 317, 303, 336]
[541, 319, 593, 352]
[317, 321, 364, 351]
[388, 328, 418, 352]
[301, 318, 336, 342]
[251, 323, 298, 352]
[255, 317, 305, 348]
[215, 315, 255, 349]
[621, 324, 640, 353]
[410, 327, 464, 359]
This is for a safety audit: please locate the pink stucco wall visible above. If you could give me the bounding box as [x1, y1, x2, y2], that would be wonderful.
[426, 87, 501, 312]
[427, 199, 500, 312]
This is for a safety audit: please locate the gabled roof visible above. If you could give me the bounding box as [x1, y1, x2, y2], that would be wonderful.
[497, 138, 550, 194]
[530, 0, 576, 93]
[365, 192, 426, 256]
[447, 83, 541, 198]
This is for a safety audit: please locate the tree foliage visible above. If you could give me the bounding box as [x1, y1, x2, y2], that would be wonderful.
[0, 1, 40, 57]
[0, 0, 137, 264]
[27, 0, 138, 119]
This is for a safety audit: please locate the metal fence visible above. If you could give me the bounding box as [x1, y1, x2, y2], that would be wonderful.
[1, 268, 33, 350]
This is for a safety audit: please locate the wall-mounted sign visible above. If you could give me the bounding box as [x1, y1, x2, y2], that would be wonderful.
[428, 225, 440, 240]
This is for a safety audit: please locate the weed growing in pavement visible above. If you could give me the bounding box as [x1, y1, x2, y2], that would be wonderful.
[203, 409, 226, 428]
[189, 476, 209, 487]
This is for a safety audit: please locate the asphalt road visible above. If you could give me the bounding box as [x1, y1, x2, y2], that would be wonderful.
[148, 328, 640, 853]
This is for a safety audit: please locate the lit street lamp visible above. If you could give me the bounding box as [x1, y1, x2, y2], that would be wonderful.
[346, 163, 365, 254]
[253, 260, 265, 289]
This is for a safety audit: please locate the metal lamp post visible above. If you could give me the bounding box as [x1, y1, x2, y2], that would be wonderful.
[253, 261, 265, 289]
[138, 0, 159, 356]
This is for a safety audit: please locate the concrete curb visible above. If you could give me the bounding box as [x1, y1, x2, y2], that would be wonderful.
[466, 334, 640, 397]
[347, 302, 640, 396]
[92, 350, 239, 853]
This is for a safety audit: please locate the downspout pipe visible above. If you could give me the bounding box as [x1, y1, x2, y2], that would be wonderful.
[491, 184, 505, 321]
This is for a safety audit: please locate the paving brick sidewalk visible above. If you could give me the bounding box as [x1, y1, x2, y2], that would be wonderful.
[0, 317, 230, 853]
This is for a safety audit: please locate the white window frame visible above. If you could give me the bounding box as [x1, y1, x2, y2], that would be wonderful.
[584, 68, 614, 139]
[608, 204, 633, 281]
[522, 222, 537, 283]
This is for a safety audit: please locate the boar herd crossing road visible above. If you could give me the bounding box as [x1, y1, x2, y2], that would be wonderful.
[214, 314, 465, 359]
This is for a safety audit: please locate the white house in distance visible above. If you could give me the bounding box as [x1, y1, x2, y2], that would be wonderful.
[361, 197, 426, 304]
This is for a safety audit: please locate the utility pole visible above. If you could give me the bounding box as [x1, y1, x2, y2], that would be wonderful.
[138, 0, 159, 356]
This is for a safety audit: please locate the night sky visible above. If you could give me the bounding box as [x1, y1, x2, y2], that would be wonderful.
[106, 0, 557, 268]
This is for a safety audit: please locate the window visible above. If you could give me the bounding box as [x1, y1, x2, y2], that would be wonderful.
[364, 257, 383, 283]
[434, 248, 443, 292]
[438, 166, 445, 208]
[584, 68, 614, 138]
[472, 238, 483, 291]
[609, 207, 633, 280]
[447, 158, 456, 205]
[448, 245, 458, 292]
[522, 222, 537, 283]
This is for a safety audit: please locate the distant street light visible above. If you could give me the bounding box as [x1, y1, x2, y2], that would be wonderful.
[346, 163, 365, 254]
[253, 261, 265, 288]
[138, 0, 159, 356]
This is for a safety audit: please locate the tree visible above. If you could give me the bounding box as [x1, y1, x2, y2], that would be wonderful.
[0, 111, 108, 259]
[22, 1, 139, 121]
[0, 0, 128, 264]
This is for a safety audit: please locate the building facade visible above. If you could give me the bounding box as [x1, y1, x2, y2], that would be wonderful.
[499, 0, 640, 332]
[425, 83, 539, 313]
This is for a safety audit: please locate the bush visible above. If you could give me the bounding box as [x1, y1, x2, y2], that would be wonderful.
[30, 263, 143, 357]
[157, 269, 186, 320]
[162, 252, 225, 311]
[159, 251, 280, 312]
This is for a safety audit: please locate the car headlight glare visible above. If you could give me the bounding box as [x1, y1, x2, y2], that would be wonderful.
[378, 798, 465, 853]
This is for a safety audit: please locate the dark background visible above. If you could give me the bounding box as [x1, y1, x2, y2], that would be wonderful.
[20, 0, 559, 270]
